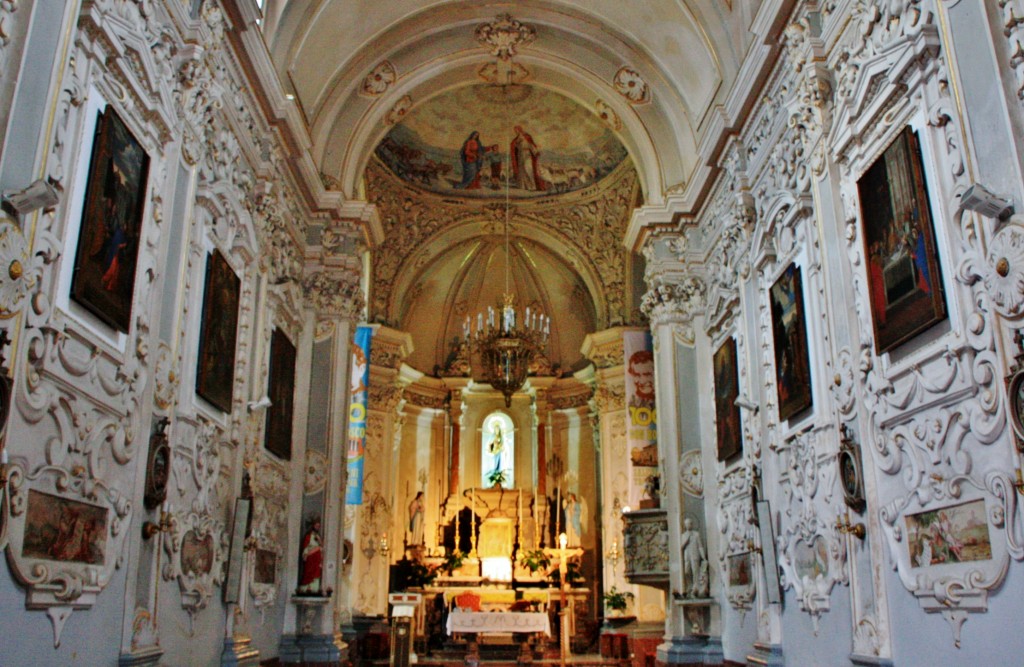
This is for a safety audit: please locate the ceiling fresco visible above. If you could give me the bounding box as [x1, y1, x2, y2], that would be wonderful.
[374, 84, 629, 199]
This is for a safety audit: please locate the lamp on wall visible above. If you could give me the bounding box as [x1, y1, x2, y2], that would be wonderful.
[464, 129, 549, 407]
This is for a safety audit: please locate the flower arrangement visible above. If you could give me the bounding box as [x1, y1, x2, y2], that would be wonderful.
[603, 587, 634, 613]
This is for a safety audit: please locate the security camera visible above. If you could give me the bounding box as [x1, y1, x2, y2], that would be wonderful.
[247, 396, 272, 412]
[960, 183, 1013, 221]
[734, 395, 759, 413]
[2, 178, 60, 217]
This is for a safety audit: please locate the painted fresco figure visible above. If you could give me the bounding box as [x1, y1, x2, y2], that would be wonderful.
[510, 125, 546, 191]
[297, 516, 323, 594]
[454, 131, 498, 189]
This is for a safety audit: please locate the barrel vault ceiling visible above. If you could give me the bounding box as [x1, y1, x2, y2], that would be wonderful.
[259, 0, 757, 376]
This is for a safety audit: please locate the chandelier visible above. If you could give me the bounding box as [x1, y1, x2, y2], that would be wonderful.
[463, 144, 548, 407]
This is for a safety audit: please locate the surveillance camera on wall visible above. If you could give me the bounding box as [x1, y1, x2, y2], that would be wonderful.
[2, 179, 60, 217]
[734, 395, 759, 413]
[247, 396, 272, 412]
[960, 183, 1014, 221]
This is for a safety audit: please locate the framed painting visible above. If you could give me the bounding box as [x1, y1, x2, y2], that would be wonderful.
[905, 499, 992, 568]
[70, 106, 150, 333]
[195, 250, 240, 412]
[714, 337, 743, 461]
[769, 263, 813, 421]
[22, 490, 108, 565]
[254, 548, 277, 585]
[857, 127, 946, 353]
[264, 328, 296, 460]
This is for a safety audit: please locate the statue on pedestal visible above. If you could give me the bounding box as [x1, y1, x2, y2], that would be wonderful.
[681, 516, 708, 598]
[297, 516, 323, 595]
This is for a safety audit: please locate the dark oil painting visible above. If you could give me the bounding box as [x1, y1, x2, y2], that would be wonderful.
[769, 263, 813, 421]
[195, 250, 240, 412]
[22, 489, 108, 565]
[857, 127, 946, 353]
[265, 328, 296, 460]
[71, 106, 150, 333]
[714, 337, 743, 462]
[255, 548, 277, 584]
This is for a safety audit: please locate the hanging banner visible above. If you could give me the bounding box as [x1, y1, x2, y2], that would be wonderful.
[624, 330, 657, 467]
[345, 326, 373, 505]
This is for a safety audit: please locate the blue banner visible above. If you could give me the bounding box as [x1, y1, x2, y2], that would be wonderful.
[345, 326, 372, 505]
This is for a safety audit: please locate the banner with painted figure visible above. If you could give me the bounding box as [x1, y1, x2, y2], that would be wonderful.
[623, 331, 657, 505]
[345, 326, 373, 505]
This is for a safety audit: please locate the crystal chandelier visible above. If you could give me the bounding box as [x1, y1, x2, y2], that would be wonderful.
[463, 148, 549, 407]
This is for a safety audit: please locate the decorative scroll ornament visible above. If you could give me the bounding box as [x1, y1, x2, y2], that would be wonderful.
[595, 99, 622, 131]
[640, 276, 706, 324]
[0, 217, 31, 316]
[478, 61, 530, 85]
[361, 60, 397, 97]
[679, 449, 704, 498]
[961, 218, 1024, 317]
[385, 95, 413, 125]
[613, 66, 651, 105]
[304, 450, 328, 494]
[475, 13, 536, 61]
[161, 509, 227, 630]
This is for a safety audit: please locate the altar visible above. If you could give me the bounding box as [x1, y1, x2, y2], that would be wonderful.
[446, 610, 550, 665]
[446, 610, 550, 636]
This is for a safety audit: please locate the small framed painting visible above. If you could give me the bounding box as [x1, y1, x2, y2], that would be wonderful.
[22, 490, 108, 565]
[769, 263, 813, 421]
[264, 328, 296, 460]
[714, 337, 743, 461]
[70, 106, 150, 332]
[857, 127, 946, 353]
[195, 250, 240, 412]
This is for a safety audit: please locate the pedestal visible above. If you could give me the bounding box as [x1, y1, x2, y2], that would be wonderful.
[220, 635, 260, 667]
[279, 596, 345, 664]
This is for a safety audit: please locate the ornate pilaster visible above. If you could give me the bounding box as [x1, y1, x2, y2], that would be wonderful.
[352, 325, 413, 614]
[640, 233, 713, 663]
[582, 326, 641, 612]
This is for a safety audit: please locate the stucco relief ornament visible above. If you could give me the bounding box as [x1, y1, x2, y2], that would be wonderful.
[0, 217, 31, 316]
[478, 60, 530, 85]
[972, 220, 1024, 317]
[385, 95, 413, 125]
[679, 448, 704, 498]
[613, 66, 651, 105]
[361, 60, 397, 97]
[475, 13, 536, 61]
[595, 99, 622, 131]
[304, 450, 327, 494]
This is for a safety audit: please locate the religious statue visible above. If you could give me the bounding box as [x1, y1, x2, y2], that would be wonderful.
[680, 517, 708, 598]
[562, 492, 585, 547]
[297, 516, 323, 595]
[485, 421, 509, 485]
[408, 491, 425, 546]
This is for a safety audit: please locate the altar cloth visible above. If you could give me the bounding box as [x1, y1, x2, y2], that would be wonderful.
[446, 610, 550, 637]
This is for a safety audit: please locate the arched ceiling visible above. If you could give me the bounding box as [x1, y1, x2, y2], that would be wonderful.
[257, 1, 754, 379]
[262, 0, 751, 205]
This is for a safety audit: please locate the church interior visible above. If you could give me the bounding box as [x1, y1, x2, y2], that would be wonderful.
[2, 1, 1024, 665]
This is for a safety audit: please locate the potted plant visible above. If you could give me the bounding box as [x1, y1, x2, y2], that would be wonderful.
[518, 549, 551, 575]
[486, 469, 507, 488]
[439, 549, 465, 576]
[598, 586, 630, 627]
